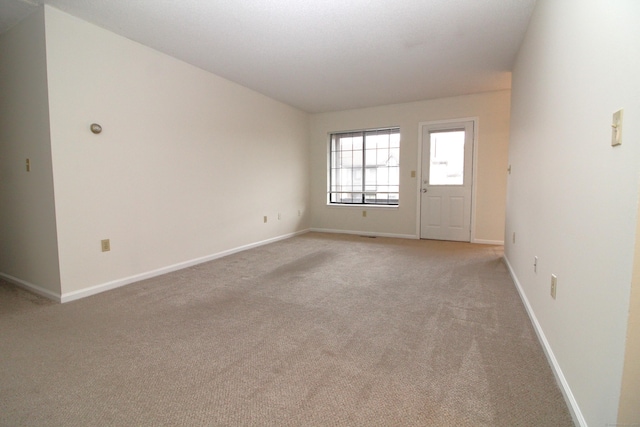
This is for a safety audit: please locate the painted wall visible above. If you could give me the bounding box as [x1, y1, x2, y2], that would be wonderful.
[504, 1, 640, 425]
[42, 6, 310, 298]
[0, 8, 61, 297]
[309, 91, 511, 243]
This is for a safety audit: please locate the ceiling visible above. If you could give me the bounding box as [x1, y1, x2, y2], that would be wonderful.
[0, 0, 537, 113]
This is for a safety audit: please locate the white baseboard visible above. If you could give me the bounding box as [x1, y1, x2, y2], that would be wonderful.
[310, 229, 504, 245]
[0, 272, 61, 302]
[309, 228, 418, 240]
[57, 229, 310, 303]
[503, 255, 586, 427]
[472, 238, 504, 245]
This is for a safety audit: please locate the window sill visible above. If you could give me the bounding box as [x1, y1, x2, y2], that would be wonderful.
[325, 203, 399, 209]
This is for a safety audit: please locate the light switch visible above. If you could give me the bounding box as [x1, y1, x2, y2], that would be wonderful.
[612, 109, 623, 146]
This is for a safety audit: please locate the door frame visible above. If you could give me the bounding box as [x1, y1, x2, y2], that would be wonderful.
[416, 117, 479, 241]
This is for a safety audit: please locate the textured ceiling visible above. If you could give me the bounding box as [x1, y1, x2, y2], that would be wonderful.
[0, 0, 536, 113]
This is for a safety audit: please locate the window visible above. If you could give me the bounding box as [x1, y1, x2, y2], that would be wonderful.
[329, 127, 400, 205]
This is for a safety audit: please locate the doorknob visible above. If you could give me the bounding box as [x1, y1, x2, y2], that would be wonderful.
[421, 188, 428, 193]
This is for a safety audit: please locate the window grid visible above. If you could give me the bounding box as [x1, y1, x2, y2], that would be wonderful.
[329, 128, 400, 205]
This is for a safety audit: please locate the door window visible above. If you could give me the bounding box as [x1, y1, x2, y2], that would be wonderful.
[429, 130, 465, 186]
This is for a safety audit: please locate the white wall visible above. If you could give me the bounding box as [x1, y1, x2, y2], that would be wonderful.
[504, 1, 640, 425]
[309, 91, 510, 242]
[41, 6, 310, 298]
[0, 8, 61, 297]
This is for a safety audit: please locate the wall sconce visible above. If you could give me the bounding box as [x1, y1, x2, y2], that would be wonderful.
[90, 123, 102, 134]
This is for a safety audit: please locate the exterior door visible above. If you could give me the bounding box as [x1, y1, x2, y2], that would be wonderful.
[420, 121, 474, 241]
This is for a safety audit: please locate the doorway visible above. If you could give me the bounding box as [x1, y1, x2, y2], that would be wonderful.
[419, 120, 475, 241]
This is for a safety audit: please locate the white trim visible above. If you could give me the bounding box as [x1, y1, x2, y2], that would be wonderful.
[0, 272, 61, 302]
[417, 117, 479, 242]
[416, 126, 424, 238]
[310, 228, 418, 240]
[324, 203, 399, 210]
[503, 255, 586, 427]
[311, 228, 503, 245]
[472, 239, 504, 245]
[470, 119, 479, 242]
[60, 229, 310, 303]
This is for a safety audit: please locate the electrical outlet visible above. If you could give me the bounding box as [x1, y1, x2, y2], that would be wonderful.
[278, 213, 281, 220]
[26, 158, 31, 172]
[550, 274, 557, 299]
[298, 210, 301, 217]
[411, 170, 416, 178]
[534, 256, 538, 273]
[101, 239, 110, 252]
[512, 232, 516, 243]
[263, 216, 267, 223]
[362, 210, 367, 217]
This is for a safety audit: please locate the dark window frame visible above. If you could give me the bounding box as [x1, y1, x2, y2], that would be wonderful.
[329, 127, 400, 206]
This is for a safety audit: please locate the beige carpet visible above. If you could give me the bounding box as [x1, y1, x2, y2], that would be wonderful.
[0, 232, 574, 426]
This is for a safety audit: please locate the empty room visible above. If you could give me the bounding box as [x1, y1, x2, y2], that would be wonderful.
[1, 1, 638, 426]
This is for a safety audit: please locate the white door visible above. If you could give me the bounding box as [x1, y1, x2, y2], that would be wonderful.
[420, 121, 474, 241]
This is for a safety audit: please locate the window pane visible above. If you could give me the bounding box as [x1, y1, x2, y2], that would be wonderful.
[389, 147, 399, 166]
[429, 130, 464, 185]
[352, 136, 363, 150]
[390, 133, 400, 148]
[352, 168, 362, 190]
[365, 149, 376, 165]
[369, 134, 386, 149]
[352, 149, 363, 167]
[364, 167, 376, 185]
[389, 166, 399, 185]
[376, 167, 388, 185]
[340, 136, 353, 151]
[339, 168, 350, 186]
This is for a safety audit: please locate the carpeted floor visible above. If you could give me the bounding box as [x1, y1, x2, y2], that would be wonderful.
[0, 232, 574, 426]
